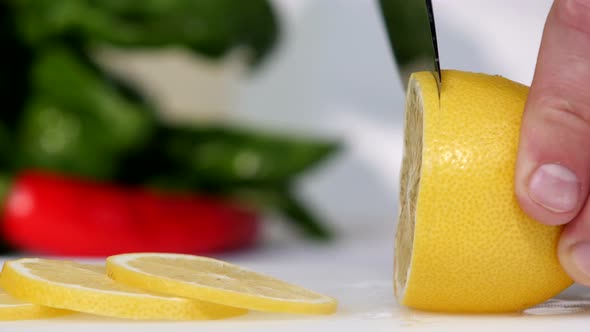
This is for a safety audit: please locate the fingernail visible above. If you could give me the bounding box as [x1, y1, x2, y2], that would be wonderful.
[571, 242, 590, 278]
[528, 163, 579, 212]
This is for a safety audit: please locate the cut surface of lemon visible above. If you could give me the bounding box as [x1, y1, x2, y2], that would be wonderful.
[106, 253, 337, 315]
[0, 258, 246, 320]
[0, 287, 70, 320]
[395, 70, 573, 313]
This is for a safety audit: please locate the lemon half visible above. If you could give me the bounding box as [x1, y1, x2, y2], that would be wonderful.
[395, 70, 573, 313]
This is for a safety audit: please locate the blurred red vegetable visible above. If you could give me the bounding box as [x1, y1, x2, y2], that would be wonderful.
[2, 171, 259, 256]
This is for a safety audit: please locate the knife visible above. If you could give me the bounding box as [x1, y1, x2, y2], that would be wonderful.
[378, 0, 441, 91]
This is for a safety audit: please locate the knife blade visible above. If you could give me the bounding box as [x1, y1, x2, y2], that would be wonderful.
[378, 0, 441, 91]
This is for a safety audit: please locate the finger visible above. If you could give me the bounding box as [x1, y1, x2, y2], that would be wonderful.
[514, 0, 590, 226]
[558, 204, 590, 286]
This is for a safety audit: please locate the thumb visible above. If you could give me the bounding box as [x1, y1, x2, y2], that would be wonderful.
[515, 0, 590, 227]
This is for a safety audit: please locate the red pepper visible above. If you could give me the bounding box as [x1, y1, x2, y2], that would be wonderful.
[2, 171, 259, 256]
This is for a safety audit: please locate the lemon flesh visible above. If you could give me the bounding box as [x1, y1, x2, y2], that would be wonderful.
[106, 253, 338, 315]
[0, 258, 246, 320]
[395, 70, 573, 313]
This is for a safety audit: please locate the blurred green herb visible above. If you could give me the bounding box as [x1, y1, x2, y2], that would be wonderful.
[9, 0, 278, 64]
[0, 0, 340, 246]
[378, 0, 433, 68]
[18, 46, 156, 179]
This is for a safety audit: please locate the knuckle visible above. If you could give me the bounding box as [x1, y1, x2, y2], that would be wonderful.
[537, 96, 590, 133]
[555, 0, 590, 36]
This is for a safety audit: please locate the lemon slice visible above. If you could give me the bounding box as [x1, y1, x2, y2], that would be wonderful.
[395, 70, 573, 313]
[0, 258, 247, 320]
[106, 253, 337, 315]
[0, 287, 70, 320]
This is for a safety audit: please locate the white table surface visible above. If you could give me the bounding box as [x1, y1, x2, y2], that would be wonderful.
[1, 238, 590, 332]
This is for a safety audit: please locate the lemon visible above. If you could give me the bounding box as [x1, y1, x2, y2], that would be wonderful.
[0, 258, 246, 320]
[106, 253, 337, 315]
[0, 288, 70, 320]
[395, 70, 573, 313]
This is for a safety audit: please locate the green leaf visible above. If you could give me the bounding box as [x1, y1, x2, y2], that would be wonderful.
[225, 187, 332, 240]
[8, 0, 279, 64]
[118, 125, 340, 188]
[17, 46, 155, 179]
[276, 190, 332, 240]
[18, 97, 115, 178]
[33, 47, 154, 151]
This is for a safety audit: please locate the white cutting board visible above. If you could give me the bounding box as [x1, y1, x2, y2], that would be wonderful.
[1, 239, 589, 332]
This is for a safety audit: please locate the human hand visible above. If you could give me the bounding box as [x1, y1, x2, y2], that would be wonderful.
[515, 0, 590, 285]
